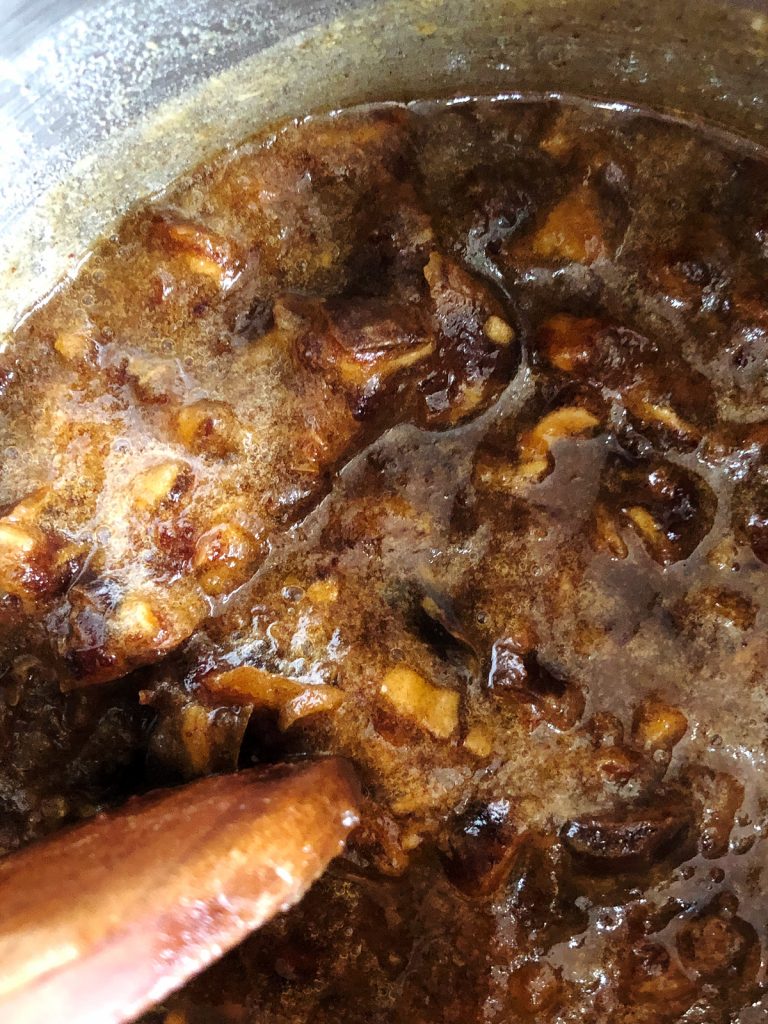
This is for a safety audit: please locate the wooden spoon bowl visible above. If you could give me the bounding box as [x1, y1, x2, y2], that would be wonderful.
[0, 758, 359, 1024]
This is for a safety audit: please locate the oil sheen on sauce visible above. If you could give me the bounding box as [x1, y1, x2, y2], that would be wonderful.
[1, 96, 767, 1022]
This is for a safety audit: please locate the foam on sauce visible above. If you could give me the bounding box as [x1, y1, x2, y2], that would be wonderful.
[1, 96, 767, 1021]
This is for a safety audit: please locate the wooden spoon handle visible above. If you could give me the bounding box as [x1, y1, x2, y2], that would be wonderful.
[0, 758, 359, 1024]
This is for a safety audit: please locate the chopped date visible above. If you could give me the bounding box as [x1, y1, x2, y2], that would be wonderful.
[488, 641, 585, 730]
[440, 800, 520, 897]
[596, 456, 715, 565]
[561, 808, 689, 872]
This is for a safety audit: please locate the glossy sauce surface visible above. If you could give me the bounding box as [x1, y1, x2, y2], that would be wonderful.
[1, 96, 768, 1022]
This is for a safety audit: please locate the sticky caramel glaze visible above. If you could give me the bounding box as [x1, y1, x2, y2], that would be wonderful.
[2, 97, 768, 1021]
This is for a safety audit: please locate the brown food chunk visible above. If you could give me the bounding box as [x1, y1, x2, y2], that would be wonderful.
[597, 456, 716, 565]
[676, 905, 757, 980]
[531, 185, 611, 263]
[488, 640, 585, 730]
[561, 807, 690, 873]
[418, 252, 519, 425]
[440, 801, 520, 897]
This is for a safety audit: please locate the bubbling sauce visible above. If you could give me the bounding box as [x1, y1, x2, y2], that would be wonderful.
[1, 96, 768, 1022]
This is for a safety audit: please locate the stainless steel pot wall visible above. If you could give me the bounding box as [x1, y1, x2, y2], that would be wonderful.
[0, 0, 767, 327]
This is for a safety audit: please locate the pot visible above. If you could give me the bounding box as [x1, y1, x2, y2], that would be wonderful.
[0, 0, 767, 1019]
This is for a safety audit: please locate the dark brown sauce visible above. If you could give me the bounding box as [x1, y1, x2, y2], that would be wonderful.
[1, 95, 768, 1022]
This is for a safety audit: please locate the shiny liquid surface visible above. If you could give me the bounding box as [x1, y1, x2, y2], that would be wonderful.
[2, 96, 768, 1021]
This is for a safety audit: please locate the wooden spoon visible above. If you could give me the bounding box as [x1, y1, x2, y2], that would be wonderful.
[0, 758, 359, 1024]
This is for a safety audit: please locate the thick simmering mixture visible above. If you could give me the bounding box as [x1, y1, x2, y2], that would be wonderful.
[1, 97, 768, 1022]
